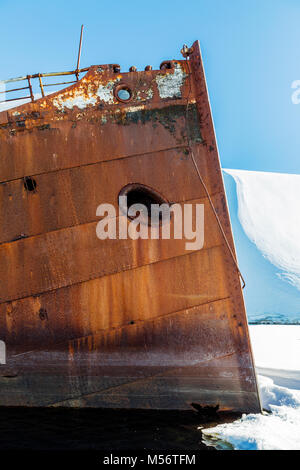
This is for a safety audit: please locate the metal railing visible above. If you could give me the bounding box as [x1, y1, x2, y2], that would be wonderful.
[0, 67, 89, 104]
[0, 25, 87, 106]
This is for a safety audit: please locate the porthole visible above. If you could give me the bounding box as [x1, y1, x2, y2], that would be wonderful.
[118, 183, 169, 226]
[115, 84, 132, 103]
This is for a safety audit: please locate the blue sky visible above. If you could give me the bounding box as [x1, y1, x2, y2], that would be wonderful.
[1, 0, 300, 174]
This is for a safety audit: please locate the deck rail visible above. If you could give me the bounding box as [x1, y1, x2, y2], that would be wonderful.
[0, 67, 89, 104]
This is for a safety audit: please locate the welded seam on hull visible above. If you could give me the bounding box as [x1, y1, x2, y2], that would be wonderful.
[0, 243, 225, 305]
[0, 191, 223, 247]
[0, 100, 202, 184]
[0, 143, 189, 185]
[10, 295, 232, 359]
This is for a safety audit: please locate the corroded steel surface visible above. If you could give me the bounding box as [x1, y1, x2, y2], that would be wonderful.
[0, 41, 261, 412]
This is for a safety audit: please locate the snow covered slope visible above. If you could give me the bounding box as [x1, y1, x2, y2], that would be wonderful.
[202, 373, 300, 450]
[223, 169, 300, 324]
[202, 325, 300, 450]
[205, 171, 300, 449]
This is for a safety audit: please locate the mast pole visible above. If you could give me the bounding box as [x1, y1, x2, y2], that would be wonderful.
[76, 24, 84, 81]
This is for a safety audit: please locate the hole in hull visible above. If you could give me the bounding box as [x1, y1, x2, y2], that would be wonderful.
[118, 183, 169, 226]
[24, 177, 37, 192]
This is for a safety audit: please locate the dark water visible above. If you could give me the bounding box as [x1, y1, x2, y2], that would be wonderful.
[0, 408, 240, 451]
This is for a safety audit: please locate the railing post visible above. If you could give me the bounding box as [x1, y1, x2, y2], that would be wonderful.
[27, 75, 34, 102]
[1, 67, 90, 104]
[38, 74, 45, 97]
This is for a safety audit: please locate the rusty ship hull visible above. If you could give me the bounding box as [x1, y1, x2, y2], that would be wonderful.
[0, 41, 261, 412]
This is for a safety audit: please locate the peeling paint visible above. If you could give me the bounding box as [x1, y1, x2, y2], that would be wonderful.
[155, 63, 187, 99]
[53, 88, 97, 110]
[52, 78, 121, 110]
[146, 88, 154, 100]
[136, 87, 153, 101]
[96, 78, 120, 104]
[122, 105, 145, 113]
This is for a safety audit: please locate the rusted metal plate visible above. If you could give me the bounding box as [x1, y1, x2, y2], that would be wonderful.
[0, 299, 258, 410]
[0, 149, 221, 244]
[0, 41, 261, 412]
[0, 194, 226, 303]
[0, 65, 197, 182]
[1, 246, 228, 347]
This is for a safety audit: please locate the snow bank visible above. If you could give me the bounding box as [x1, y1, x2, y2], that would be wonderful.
[223, 169, 300, 323]
[224, 169, 300, 291]
[250, 325, 300, 372]
[202, 325, 300, 450]
[259, 375, 300, 409]
[202, 375, 300, 450]
[205, 171, 300, 449]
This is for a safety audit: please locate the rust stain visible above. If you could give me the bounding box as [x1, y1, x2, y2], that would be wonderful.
[0, 41, 261, 412]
